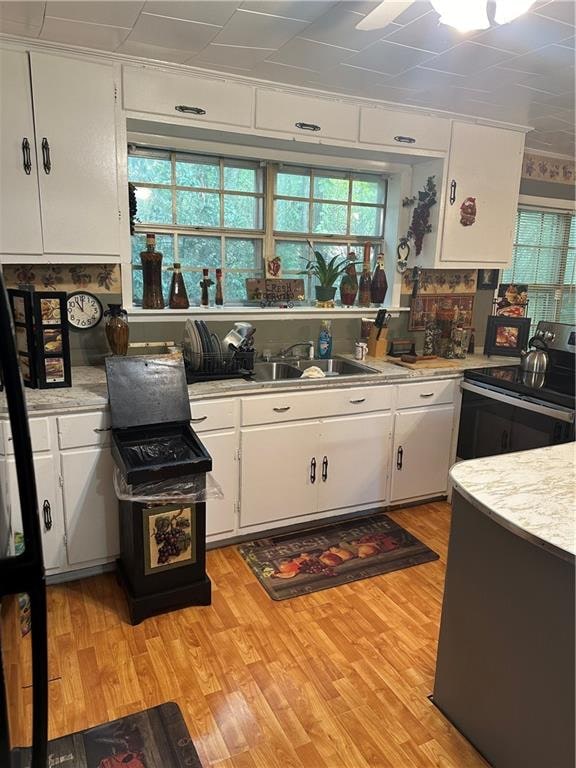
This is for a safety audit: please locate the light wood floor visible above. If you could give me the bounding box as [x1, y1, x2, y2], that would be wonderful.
[4, 501, 489, 767]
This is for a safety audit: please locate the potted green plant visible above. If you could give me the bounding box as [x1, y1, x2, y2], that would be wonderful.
[300, 243, 358, 302]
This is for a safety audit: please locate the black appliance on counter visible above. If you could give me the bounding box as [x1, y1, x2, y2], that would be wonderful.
[106, 354, 213, 625]
[458, 321, 575, 459]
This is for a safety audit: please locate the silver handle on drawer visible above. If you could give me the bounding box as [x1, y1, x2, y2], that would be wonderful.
[93, 427, 111, 433]
[419, 392, 435, 398]
[175, 105, 206, 115]
[191, 416, 208, 423]
[273, 406, 291, 412]
[350, 398, 366, 404]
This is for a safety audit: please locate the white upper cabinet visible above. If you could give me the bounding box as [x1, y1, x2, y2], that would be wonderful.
[360, 107, 451, 152]
[123, 66, 254, 128]
[0, 50, 43, 255]
[255, 89, 359, 143]
[439, 121, 525, 266]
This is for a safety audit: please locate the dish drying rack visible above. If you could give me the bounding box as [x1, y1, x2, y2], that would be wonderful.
[185, 348, 255, 383]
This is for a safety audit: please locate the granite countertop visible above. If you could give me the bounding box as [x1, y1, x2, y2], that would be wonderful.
[0, 353, 515, 415]
[450, 443, 576, 562]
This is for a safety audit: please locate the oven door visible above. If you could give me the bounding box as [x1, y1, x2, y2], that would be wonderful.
[457, 381, 575, 460]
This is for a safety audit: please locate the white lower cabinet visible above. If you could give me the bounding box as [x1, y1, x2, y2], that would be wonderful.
[7, 455, 65, 572]
[201, 430, 237, 539]
[60, 447, 119, 565]
[390, 405, 455, 503]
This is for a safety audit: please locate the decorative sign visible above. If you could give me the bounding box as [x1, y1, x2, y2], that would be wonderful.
[409, 293, 475, 331]
[460, 197, 477, 227]
[401, 269, 476, 295]
[265, 254, 282, 278]
[246, 278, 305, 305]
[522, 152, 574, 185]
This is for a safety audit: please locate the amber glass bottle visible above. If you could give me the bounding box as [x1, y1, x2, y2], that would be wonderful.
[358, 242, 372, 308]
[169, 262, 189, 309]
[370, 251, 388, 305]
[140, 233, 164, 309]
[215, 268, 224, 306]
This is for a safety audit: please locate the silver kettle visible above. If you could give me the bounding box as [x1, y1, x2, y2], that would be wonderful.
[520, 336, 549, 374]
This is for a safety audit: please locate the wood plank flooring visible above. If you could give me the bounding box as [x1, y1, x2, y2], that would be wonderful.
[3, 502, 489, 767]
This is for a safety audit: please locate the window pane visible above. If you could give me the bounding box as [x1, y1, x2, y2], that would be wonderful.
[178, 235, 221, 268]
[134, 187, 173, 224]
[224, 194, 260, 229]
[275, 199, 309, 232]
[316, 243, 348, 263]
[276, 171, 310, 198]
[128, 156, 171, 185]
[225, 271, 258, 303]
[508, 246, 559, 284]
[131, 233, 174, 264]
[176, 190, 220, 227]
[132, 268, 143, 306]
[352, 178, 383, 204]
[313, 174, 349, 201]
[176, 160, 219, 189]
[559, 290, 575, 324]
[565, 248, 575, 286]
[224, 165, 258, 192]
[226, 238, 261, 269]
[312, 202, 347, 235]
[181, 272, 202, 306]
[350, 205, 383, 237]
[275, 240, 309, 271]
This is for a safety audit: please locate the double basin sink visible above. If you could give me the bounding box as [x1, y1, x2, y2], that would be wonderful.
[251, 357, 379, 382]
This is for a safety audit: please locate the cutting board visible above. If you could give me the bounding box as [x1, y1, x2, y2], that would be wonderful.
[386, 356, 461, 370]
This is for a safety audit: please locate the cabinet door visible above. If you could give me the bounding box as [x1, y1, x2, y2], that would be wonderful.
[0, 50, 43, 255]
[200, 431, 237, 539]
[441, 122, 524, 265]
[317, 413, 392, 513]
[359, 107, 451, 151]
[7, 455, 64, 572]
[240, 421, 319, 528]
[391, 406, 455, 502]
[29, 53, 120, 257]
[256, 90, 358, 142]
[60, 447, 119, 565]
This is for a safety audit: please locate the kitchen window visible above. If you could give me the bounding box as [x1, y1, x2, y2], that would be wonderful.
[128, 148, 387, 306]
[503, 207, 575, 332]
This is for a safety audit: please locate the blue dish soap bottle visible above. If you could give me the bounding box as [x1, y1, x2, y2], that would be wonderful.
[317, 320, 333, 359]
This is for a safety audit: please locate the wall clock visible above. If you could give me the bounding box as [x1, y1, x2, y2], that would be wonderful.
[67, 291, 103, 330]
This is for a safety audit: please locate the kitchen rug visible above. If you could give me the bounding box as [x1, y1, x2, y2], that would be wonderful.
[12, 701, 202, 768]
[239, 513, 439, 600]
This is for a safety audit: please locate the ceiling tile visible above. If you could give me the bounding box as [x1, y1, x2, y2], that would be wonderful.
[0, 18, 41, 35]
[556, 35, 575, 48]
[388, 66, 467, 90]
[473, 11, 574, 54]
[504, 43, 574, 74]
[530, 114, 575, 131]
[193, 43, 275, 68]
[423, 42, 514, 75]
[345, 40, 433, 76]
[310, 62, 395, 90]
[269, 37, 356, 70]
[213, 9, 307, 47]
[0, 1, 44, 25]
[384, 11, 474, 53]
[249, 59, 319, 85]
[240, 1, 333, 22]
[40, 17, 130, 50]
[390, 1, 434, 25]
[299, 5, 388, 50]
[143, 1, 239, 25]
[517, 69, 574, 95]
[117, 39, 192, 63]
[128, 12, 220, 51]
[46, 1, 143, 27]
[462, 65, 531, 90]
[534, 1, 575, 26]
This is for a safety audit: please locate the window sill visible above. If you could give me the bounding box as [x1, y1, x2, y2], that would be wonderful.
[127, 306, 409, 322]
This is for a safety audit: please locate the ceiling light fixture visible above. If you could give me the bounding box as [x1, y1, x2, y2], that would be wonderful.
[429, 0, 535, 32]
[493, 0, 536, 25]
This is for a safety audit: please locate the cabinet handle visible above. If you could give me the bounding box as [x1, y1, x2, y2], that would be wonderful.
[175, 105, 206, 115]
[273, 406, 291, 412]
[93, 426, 111, 433]
[191, 416, 208, 423]
[42, 499, 52, 531]
[41, 138, 51, 174]
[310, 457, 317, 484]
[394, 135, 416, 144]
[21, 138, 32, 175]
[350, 397, 366, 404]
[295, 122, 321, 132]
[322, 455, 328, 482]
[449, 179, 457, 205]
[419, 392, 434, 398]
[396, 446, 403, 470]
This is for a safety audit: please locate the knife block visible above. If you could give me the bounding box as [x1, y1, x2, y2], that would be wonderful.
[367, 327, 388, 358]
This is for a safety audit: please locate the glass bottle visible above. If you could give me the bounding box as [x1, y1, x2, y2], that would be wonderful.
[358, 242, 372, 308]
[168, 262, 189, 310]
[200, 268, 213, 308]
[370, 251, 388, 305]
[340, 250, 358, 307]
[104, 304, 129, 355]
[140, 233, 164, 309]
[215, 268, 224, 306]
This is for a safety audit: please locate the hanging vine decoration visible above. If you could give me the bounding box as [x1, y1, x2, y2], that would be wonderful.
[402, 175, 437, 256]
[128, 182, 137, 236]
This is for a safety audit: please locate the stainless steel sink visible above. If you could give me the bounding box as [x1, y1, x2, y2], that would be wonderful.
[251, 361, 302, 381]
[251, 358, 378, 382]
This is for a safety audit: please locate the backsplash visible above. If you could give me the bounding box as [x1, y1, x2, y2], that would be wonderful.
[2, 264, 121, 293]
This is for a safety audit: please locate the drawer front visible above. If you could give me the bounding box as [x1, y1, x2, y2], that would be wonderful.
[241, 386, 392, 426]
[2, 417, 51, 454]
[396, 379, 455, 409]
[256, 90, 358, 142]
[190, 398, 236, 433]
[57, 412, 111, 449]
[123, 67, 254, 127]
[359, 107, 451, 151]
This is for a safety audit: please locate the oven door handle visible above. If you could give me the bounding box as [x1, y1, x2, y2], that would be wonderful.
[461, 381, 575, 424]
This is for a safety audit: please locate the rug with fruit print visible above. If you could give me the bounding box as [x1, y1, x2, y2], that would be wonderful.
[238, 512, 439, 600]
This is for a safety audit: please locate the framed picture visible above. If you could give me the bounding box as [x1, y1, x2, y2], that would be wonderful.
[495, 283, 529, 317]
[477, 269, 500, 290]
[409, 293, 474, 331]
[143, 504, 196, 576]
[484, 316, 531, 357]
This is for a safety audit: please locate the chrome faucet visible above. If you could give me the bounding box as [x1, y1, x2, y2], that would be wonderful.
[279, 341, 315, 360]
